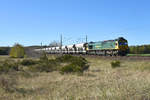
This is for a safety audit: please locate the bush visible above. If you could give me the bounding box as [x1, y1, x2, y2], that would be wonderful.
[24, 54, 89, 74]
[56, 55, 88, 64]
[0, 60, 19, 74]
[29, 61, 57, 72]
[56, 55, 73, 62]
[59, 55, 89, 74]
[21, 59, 37, 66]
[60, 64, 81, 74]
[111, 60, 121, 68]
[60, 64, 89, 74]
[29, 53, 58, 72]
[9, 44, 25, 58]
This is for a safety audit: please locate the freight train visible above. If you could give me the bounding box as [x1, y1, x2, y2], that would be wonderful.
[35, 37, 129, 56]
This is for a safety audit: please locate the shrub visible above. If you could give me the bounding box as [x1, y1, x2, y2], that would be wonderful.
[59, 55, 89, 74]
[21, 59, 37, 66]
[56, 55, 73, 62]
[29, 61, 56, 72]
[0, 60, 19, 74]
[56, 55, 88, 64]
[60, 64, 81, 74]
[27, 54, 89, 74]
[9, 44, 25, 58]
[29, 53, 58, 72]
[71, 56, 88, 67]
[111, 60, 121, 68]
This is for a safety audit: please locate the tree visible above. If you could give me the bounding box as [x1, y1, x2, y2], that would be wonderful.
[9, 44, 25, 58]
[0, 47, 10, 55]
[129, 45, 150, 54]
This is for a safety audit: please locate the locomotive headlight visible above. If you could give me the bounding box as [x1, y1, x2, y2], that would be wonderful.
[115, 41, 119, 49]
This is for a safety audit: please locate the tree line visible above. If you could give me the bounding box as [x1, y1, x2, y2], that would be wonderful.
[129, 45, 150, 54]
[0, 47, 10, 55]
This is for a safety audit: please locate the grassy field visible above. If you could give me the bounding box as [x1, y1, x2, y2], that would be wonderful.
[0, 56, 150, 100]
[128, 54, 150, 57]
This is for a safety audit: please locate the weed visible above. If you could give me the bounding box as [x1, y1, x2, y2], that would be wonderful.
[0, 59, 19, 74]
[21, 59, 37, 66]
[111, 60, 121, 68]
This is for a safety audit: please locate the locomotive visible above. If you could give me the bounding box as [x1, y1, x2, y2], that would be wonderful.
[35, 37, 129, 56]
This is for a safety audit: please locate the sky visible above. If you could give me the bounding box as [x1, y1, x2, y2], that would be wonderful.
[0, 0, 150, 46]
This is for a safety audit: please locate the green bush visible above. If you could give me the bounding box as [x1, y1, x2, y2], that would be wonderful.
[29, 61, 56, 72]
[20, 54, 89, 74]
[0, 60, 19, 74]
[111, 60, 121, 68]
[56, 55, 88, 64]
[56, 55, 73, 62]
[59, 55, 89, 74]
[21, 59, 37, 66]
[29, 53, 58, 72]
[60, 64, 81, 74]
[9, 44, 25, 58]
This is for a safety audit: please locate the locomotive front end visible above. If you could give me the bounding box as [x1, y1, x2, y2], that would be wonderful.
[117, 37, 129, 56]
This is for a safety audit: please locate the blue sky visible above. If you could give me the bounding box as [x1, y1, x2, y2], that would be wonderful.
[0, 0, 150, 46]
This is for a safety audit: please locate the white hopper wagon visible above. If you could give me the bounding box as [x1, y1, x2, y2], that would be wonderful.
[67, 45, 75, 54]
[75, 43, 86, 54]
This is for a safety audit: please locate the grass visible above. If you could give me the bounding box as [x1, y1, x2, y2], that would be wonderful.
[0, 55, 150, 100]
[128, 54, 150, 57]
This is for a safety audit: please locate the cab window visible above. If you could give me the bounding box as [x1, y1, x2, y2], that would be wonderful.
[89, 45, 93, 49]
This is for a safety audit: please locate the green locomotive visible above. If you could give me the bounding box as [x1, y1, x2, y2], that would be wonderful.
[87, 37, 129, 56]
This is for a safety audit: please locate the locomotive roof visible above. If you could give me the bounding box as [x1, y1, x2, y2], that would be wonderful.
[89, 37, 126, 44]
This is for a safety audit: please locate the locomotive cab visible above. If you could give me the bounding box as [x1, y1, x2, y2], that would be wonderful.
[117, 37, 129, 56]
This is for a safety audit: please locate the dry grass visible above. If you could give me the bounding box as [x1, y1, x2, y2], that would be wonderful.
[0, 56, 150, 100]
